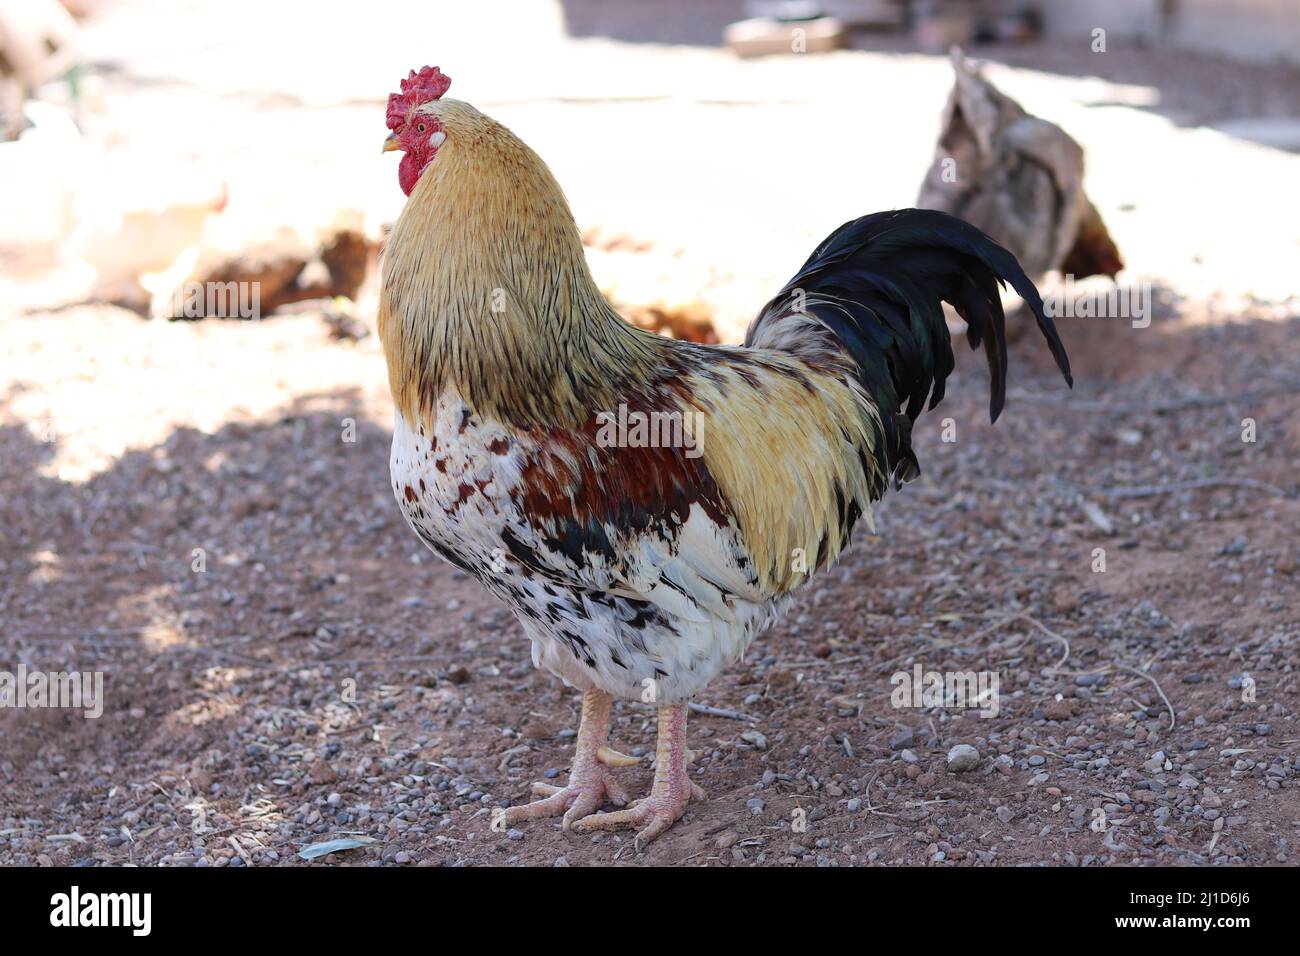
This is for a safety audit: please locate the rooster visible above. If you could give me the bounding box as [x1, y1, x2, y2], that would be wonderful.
[379, 66, 1072, 846]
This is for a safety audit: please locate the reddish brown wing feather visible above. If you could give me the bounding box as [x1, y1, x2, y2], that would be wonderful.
[513, 391, 731, 570]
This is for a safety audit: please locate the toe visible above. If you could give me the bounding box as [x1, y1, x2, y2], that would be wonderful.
[502, 790, 566, 825]
[571, 807, 638, 833]
[633, 813, 674, 848]
[561, 789, 604, 830]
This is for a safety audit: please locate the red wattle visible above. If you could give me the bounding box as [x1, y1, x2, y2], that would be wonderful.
[398, 152, 423, 197]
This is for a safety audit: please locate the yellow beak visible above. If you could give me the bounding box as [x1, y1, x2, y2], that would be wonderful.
[383, 133, 400, 153]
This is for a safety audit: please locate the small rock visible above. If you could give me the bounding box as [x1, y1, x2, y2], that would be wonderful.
[1144, 752, 1168, 773]
[445, 665, 472, 685]
[714, 830, 740, 849]
[1221, 536, 1248, 556]
[308, 762, 338, 785]
[1043, 699, 1078, 721]
[521, 721, 553, 739]
[946, 744, 980, 773]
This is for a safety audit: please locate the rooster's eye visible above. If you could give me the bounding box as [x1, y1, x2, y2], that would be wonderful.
[417, 123, 427, 133]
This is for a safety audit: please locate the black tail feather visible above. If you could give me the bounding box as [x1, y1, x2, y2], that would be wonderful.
[749, 208, 1072, 485]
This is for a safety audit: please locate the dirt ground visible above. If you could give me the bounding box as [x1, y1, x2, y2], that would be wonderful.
[2, 2, 1299, 868]
[3, 294, 1298, 869]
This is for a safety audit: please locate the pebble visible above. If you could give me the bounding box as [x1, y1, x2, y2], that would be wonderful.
[1221, 536, 1248, 556]
[1144, 752, 1169, 773]
[889, 727, 914, 750]
[309, 762, 338, 785]
[946, 744, 980, 772]
[1043, 699, 1078, 721]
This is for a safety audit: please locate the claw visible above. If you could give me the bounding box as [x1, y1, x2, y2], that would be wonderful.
[501, 690, 631, 831]
[506, 769, 629, 829]
[571, 786, 704, 848]
[597, 745, 640, 767]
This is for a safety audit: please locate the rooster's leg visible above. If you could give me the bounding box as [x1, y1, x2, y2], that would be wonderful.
[572, 703, 705, 847]
[501, 688, 633, 830]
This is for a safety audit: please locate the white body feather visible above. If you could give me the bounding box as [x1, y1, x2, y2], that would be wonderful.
[389, 391, 786, 702]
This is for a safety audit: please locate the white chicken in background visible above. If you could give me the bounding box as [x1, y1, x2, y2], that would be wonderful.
[0, 0, 78, 141]
[62, 165, 228, 314]
[2, 0, 227, 314]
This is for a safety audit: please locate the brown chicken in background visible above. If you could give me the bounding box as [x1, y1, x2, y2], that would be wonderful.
[917, 48, 1123, 284]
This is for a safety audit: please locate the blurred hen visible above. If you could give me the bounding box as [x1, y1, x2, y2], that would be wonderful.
[918, 49, 1123, 283]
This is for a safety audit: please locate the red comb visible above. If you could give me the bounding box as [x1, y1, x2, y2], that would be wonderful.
[386, 66, 452, 130]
